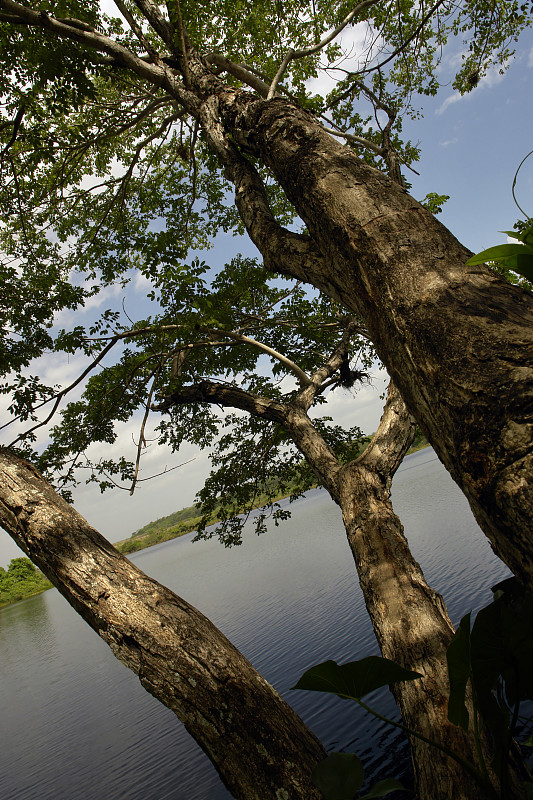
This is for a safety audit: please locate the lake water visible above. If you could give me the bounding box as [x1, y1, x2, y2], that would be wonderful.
[0, 449, 510, 799]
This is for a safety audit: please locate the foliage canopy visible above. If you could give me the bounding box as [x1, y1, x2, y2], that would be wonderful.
[0, 0, 531, 524]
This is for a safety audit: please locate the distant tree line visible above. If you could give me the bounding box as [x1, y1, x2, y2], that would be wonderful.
[0, 557, 52, 608]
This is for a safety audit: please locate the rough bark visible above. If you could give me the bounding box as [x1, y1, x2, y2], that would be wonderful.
[0, 449, 325, 800]
[166, 372, 503, 799]
[337, 386, 486, 800]
[213, 92, 533, 591]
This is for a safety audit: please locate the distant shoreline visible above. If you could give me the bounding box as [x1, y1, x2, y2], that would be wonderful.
[0, 585, 52, 610]
[114, 441, 431, 556]
[1, 442, 431, 608]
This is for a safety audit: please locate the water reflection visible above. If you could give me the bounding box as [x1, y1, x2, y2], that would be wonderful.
[0, 591, 55, 656]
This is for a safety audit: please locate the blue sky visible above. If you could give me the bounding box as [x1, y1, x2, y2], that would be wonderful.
[402, 28, 533, 252]
[1, 23, 532, 564]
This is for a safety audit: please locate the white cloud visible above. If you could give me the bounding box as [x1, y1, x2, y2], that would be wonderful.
[53, 280, 124, 329]
[439, 137, 458, 147]
[436, 93, 461, 116]
[305, 22, 381, 98]
[134, 271, 153, 291]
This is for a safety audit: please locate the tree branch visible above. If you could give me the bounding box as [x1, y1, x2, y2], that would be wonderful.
[206, 54, 272, 98]
[155, 379, 288, 425]
[129, 364, 161, 495]
[320, 124, 384, 155]
[113, 0, 160, 60]
[166, 0, 191, 87]
[204, 329, 312, 387]
[267, 0, 379, 99]
[130, 0, 175, 49]
[195, 95, 328, 288]
[0, 105, 25, 158]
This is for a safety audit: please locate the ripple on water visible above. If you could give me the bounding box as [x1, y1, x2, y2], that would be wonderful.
[0, 450, 510, 799]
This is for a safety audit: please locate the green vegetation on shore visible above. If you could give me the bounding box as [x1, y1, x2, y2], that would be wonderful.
[0, 557, 53, 609]
[116, 435, 430, 555]
[117, 504, 205, 554]
[408, 430, 431, 454]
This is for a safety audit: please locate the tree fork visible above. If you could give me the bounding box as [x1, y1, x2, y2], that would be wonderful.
[163, 374, 505, 799]
[0, 449, 325, 800]
[288, 384, 501, 799]
[217, 93, 533, 591]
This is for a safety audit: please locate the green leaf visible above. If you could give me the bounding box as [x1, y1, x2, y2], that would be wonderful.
[503, 252, 533, 282]
[465, 243, 533, 266]
[446, 613, 472, 731]
[500, 228, 533, 248]
[359, 778, 407, 798]
[467, 586, 533, 777]
[522, 736, 533, 747]
[500, 231, 526, 242]
[292, 656, 422, 701]
[311, 753, 364, 800]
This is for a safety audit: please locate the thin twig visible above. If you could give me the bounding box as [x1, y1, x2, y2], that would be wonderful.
[130, 364, 161, 495]
[0, 105, 24, 158]
[4, 340, 117, 442]
[321, 125, 383, 155]
[358, 0, 446, 76]
[113, 0, 159, 60]
[267, 0, 379, 99]
[85, 457, 196, 491]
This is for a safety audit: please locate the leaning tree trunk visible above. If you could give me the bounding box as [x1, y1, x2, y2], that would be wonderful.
[336, 385, 488, 800]
[288, 384, 497, 800]
[167, 371, 504, 798]
[0, 450, 326, 800]
[214, 90, 533, 591]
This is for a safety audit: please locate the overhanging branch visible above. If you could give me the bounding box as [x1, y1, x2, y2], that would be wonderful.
[154, 379, 288, 425]
[206, 54, 272, 97]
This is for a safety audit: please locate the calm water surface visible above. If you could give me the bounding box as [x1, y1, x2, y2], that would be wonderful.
[0, 449, 510, 799]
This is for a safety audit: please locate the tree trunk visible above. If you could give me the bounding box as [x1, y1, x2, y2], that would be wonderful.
[0, 449, 325, 800]
[335, 387, 480, 799]
[288, 385, 493, 799]
[166, 371, 506, 798]
[218, 93, 533, 591]
[339, 476, 484, 799]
